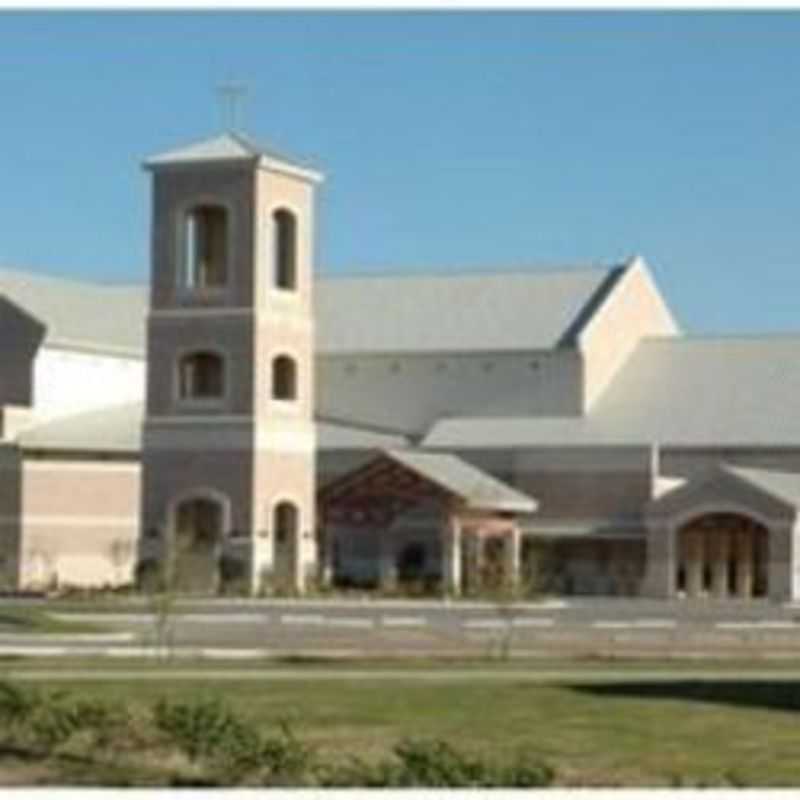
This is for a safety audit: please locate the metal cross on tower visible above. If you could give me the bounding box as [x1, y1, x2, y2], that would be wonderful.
[216, 81, 248, 132]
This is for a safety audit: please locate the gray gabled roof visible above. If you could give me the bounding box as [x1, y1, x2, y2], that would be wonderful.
[16, 403, 409, 455]
[316, 265, 622, 354]
[0, 264, 623, 357]
[424, 334, 800, 449]
[385, 449, 537, 513]
[723, 465, 800, 509]
[0, 268, 146, 355]
[143, 132, 322, 180]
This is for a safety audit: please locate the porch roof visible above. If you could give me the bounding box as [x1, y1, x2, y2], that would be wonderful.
[319, 449, 538, 515]
[646, 464, 800, 520]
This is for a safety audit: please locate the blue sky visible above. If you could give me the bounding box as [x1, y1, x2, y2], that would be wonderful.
[1, 11, 800, 335]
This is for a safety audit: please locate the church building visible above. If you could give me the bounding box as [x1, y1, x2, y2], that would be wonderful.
[1, 129, 800, 602]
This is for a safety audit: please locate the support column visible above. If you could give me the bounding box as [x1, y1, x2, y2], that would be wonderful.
[505, 524, 521, 589]
[685, 530, 704, 598]
[711, 531, 729, 598]
[442, 514, 462, 596]
[734, 529, 753, 599]
[378, 532, 397, 591]
[320, 525, 335, 587]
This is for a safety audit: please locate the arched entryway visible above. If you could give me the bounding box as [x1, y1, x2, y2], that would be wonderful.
[171, 495, 226, 593]
[676, 512, 768, 599]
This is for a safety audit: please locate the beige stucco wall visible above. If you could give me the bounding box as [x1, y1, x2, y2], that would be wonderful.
[17, 458, 140, 590]
[579, 258, 679, 411]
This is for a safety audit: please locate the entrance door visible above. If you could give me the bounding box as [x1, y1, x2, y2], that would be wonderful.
[172, 497, 223, 594]
[676, 513, 768, 600]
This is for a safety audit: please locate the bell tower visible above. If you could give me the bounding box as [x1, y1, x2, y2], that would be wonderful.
[139, 132, 323, 594]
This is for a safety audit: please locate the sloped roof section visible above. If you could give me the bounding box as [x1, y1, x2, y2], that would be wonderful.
[386, 449, 537, 512]
[0, 264, 624, 357]
[424, 334, 800, 448]
[18, 402, 143, 453]
[316, 266, 622, 354]
[16, 403, 410, 455]
[723, 465, 800, 509]
[0, 268, 146, 355]
[144, 132, 321, 179]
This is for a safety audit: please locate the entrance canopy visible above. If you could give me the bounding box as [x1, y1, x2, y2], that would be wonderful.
[647, 464, 800, 525]
[318, 449, 537, 527]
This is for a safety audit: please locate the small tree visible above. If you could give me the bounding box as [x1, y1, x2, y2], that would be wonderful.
[477, 534, 540, 661]
[141, 533, 179, 662]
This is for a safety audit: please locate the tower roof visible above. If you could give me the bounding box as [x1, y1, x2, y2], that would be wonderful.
[143, 131, 323, 181]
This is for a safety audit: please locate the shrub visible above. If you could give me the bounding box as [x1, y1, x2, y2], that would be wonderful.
[153, 697, 241, 763]
[153, 697, 315, 785]
[29, 695, 128, 750]
[259, 720, 316, 785]
[319, 738, 554, 788]
[0, 680, 43, 728]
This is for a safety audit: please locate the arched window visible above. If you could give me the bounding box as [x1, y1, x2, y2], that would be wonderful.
[273, 209, 297, 290]
[272, 355, 297, 401]
[273, 501, 299, 544]
[185, 204, 228, 289]
[178, 351, 225, 399]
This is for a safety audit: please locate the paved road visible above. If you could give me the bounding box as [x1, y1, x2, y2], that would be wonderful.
[5, 597, 800, 658]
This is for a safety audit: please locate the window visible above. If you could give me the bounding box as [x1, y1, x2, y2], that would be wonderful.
[273, 209, 297, 290]
[274, 501, 299, 544]
[272, 355, 297, 401]
[185, 205, 228, 289]
[178, 351, 225, 400]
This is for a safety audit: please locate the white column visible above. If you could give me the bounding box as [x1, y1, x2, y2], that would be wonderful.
[320, 526, 335, 587]
[734, 529, 753, 599]
[711, 532, 729, 598]
[686, 530, 704, 599]
[505, 524, 522, 589]
[442, 514, 462, 596]
[378, 533, 397, 591]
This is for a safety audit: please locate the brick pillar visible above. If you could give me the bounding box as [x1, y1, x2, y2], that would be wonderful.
[442, 514, 462, 596]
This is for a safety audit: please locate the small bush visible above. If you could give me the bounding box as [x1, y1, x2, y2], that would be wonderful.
[153, 697, 314, 785]
[0, 680, 43, 727]
[319, 738, 554, 788]
[153, 697, 241, 763]
[29, 695, 128, 750]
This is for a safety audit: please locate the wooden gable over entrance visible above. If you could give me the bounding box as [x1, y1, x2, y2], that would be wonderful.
[317, 450, 538, 595]
[318, 449, 537, 528]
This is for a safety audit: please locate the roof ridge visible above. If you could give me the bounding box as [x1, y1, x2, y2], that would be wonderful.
[641, 331, 800, 345]
[318, 263, 619, 282]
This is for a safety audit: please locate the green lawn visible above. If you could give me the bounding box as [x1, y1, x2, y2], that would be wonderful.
[4, 667, 800, 786]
